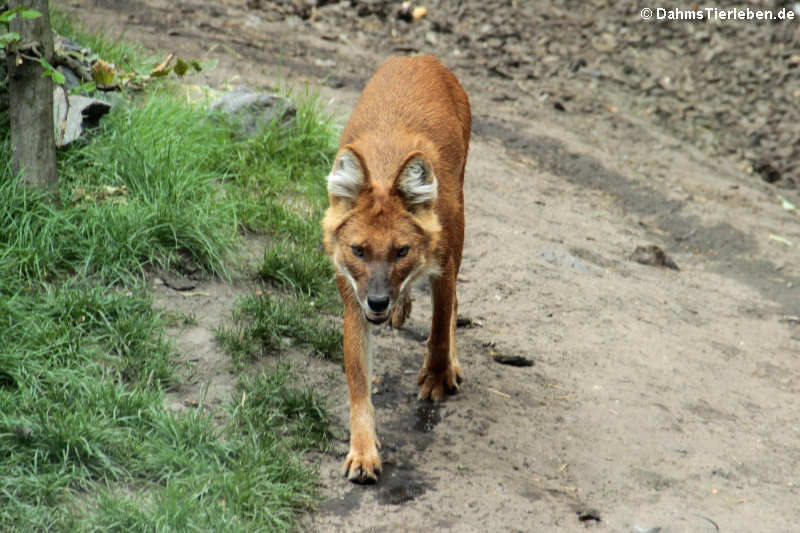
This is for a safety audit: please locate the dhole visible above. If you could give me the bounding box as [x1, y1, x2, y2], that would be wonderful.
[322, 56, 470, 483]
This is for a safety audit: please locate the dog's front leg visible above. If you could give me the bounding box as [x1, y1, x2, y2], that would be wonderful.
[341, 296, 381, 483]
[418, 265, 463, 400]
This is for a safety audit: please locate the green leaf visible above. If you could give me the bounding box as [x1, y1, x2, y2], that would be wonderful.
[39, 57, 66, 84]
[149, 68, 171, 78]
[0, 31, 20, 46]
[19, 9, 42, 19]
[50, 69, 66, 84]
[0, 6, 21, 22]
[71, 81, 97, 95]
[173, 57, 189, 77]
[91, 59, 116, 87]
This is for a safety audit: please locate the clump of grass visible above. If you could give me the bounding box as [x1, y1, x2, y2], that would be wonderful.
[1, 92, 239, 285]
[234, 88, 339, 304]
[0, 283, 171, 531]
[58, 92, 240, 280]
[79, 377, 321, 533]
[218, 293, 342, 369]
[218, 88, 344, 362]
[235, 362, 333, 452]
[260, 241, 339, 308]
[0, 278, 331, 531]
[230, 87, 335, 233]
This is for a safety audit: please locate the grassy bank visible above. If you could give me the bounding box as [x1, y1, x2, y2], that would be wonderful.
[1, 13, 340, 532]
[218, 84, 343, 368]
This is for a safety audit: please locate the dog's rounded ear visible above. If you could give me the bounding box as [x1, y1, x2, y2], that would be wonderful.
[327, 148, 365, 210]
[394, 154, 437, 211]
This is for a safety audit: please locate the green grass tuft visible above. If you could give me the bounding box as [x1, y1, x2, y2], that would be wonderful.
[218, 293, 342, 368]
[2, 93, 240, 285]
[0, 283, 172, 531]
[59, 92, 240, 280]
[235, 363, 333, 451]
[260, 241, 339, 308]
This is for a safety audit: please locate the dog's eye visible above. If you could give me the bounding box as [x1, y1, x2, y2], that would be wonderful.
[396, 246, 410, 259]
[351, 245, 365, 258]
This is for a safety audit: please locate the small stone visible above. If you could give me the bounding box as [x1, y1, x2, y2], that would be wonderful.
[412, 6, 427, 19]
[14, 425, 34, 439]
[630, 245, 679, 271]
[157, 270, 198, 291]
[209, 88, 296, 139]
[753, 160, 781, 184]
[492, 354, 534, 367]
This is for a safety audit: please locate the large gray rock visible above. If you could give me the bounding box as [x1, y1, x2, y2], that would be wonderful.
[209, 87, 296, 138]
[52, 86, 112, 147]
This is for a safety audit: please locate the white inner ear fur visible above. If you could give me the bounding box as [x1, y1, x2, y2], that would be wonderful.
[397, 159, 437, 205]
[327, 151, 364, 200]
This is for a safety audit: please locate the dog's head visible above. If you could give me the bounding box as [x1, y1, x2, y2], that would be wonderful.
[322, 147, 441, 323]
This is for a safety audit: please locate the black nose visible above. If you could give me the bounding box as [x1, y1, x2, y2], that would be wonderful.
[367, 295, 390, 313]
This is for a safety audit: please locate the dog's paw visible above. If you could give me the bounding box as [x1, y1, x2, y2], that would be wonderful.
[342, 442, 382, 484]
[417, 363, 463, 401]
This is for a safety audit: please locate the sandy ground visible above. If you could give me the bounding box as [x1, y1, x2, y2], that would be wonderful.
[60, 1, 800, 531]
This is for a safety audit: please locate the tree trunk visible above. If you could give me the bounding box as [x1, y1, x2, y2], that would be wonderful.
[7, 0, 58, 202]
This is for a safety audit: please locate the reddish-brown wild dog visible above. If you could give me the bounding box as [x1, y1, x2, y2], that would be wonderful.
[322, 56, 470, 484]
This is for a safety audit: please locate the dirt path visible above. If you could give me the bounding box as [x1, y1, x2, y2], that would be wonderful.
[62, 1, 800, 531]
